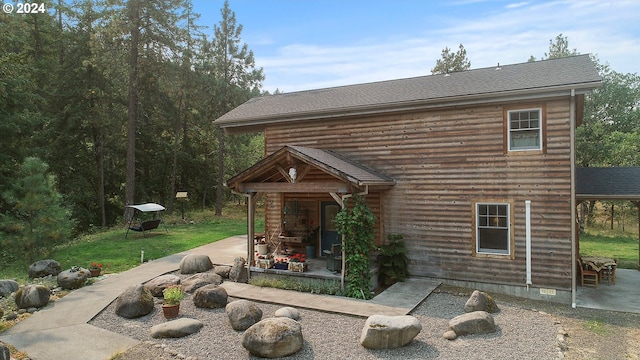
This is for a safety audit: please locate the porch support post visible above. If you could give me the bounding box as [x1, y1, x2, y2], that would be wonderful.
[247, 192, 256, 280]
[570, 88, 577, 308]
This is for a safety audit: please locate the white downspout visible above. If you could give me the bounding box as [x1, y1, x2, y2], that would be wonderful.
[570, 88, 577, 308]
[525, 200, 532, 289]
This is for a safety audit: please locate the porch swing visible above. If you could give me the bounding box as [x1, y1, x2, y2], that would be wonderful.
[125, 203, 168, 238]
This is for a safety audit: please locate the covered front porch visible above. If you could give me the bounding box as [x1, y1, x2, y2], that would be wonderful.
[226, 145, 395, 284]
[574, 167, 640, 312]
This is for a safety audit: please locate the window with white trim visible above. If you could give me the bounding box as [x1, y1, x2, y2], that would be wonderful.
[476, 203, 510, 255]
[508, 108, 542, 151]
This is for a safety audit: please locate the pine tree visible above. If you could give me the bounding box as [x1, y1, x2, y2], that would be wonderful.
[1, 157, 73, 261]
[431, 44, 471, 74]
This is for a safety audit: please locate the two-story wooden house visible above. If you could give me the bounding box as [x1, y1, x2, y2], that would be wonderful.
[216, 55, 602, 303]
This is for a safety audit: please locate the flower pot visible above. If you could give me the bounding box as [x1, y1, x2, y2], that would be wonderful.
[256, 259, 274, 269]
[162, 304, 180, 319]
[257, 243, 268, 255]
[288, 262, 308, 272]
[89, 268, 101, 277]
[305, 245, 316, 259]
[273, 262, 289, 270]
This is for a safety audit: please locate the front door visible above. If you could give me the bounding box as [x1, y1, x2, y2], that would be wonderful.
[321, 201, 341, 255]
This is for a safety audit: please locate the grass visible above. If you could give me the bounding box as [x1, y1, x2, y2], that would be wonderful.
[0, 204, 263, 283]
[583, 318, 608, 335]
[580, 231, 639, 269]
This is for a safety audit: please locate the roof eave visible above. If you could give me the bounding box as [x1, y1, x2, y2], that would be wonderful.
[218, 81, 602, 133]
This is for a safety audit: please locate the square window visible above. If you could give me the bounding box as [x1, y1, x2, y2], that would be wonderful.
[508, 109, 542, 151]
[476, 203, 510, 255]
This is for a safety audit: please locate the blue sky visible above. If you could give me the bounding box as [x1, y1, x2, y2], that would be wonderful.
[192, 0, 639, 93]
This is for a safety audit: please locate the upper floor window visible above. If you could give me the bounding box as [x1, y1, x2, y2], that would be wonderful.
[508, 108, 542, 151]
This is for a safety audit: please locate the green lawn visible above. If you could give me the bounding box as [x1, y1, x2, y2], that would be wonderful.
[580, 231, 639, 269]
[1, 206, 263, 283]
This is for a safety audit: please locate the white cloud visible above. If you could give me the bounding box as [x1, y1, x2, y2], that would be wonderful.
[258, 0, 639, 92]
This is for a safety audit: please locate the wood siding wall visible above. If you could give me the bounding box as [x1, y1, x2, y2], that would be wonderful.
[264, 98, 574, 289]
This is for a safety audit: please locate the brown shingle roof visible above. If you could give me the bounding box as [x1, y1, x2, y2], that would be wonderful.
[226, 145, 394, 192]
[216, 55, 601, 131]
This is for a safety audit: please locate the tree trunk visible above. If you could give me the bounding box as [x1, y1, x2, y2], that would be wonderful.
[98, 127, 106, 227]
[124, 2, 141, 222]
[168, 95, 183, 215]
[215, 128, 224, 216]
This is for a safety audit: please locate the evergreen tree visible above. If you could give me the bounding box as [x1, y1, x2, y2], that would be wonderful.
[1, 157, 73, 262]
[197, 0, 264, 215]
[431, 44, 471, 74]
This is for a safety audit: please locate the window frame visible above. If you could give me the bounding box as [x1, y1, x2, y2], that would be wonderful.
[472, 201, 514, 258]
[504, 105, 546, 153]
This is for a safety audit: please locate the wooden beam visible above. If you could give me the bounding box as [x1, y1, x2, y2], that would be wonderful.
[275, 164, 293, 183]
[296, 165, 311, 182]
[239, 181, 350, 193]
[329, 192, 343, 208]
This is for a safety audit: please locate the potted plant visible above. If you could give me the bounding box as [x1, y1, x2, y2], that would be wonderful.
[162, 285, 185, 319]
[303, 227, 319, 259]
[273, 259, 289, 270]
[89, 262, 103, 277]
[288, 253, 308, 272]
[376, 234, 409, 287]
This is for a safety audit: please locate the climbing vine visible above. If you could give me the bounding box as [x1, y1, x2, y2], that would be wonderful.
[335, 194, 376, 299]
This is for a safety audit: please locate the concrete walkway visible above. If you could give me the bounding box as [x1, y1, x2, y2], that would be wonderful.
[0, 235, 439, 360]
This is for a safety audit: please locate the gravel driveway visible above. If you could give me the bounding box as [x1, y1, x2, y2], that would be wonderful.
[90, 284, 637, 360]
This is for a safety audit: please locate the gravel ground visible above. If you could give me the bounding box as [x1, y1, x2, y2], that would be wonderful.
[90, 285, 579, 360]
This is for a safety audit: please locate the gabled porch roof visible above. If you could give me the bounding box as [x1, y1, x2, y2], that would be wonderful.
[226, 145, 395, 194]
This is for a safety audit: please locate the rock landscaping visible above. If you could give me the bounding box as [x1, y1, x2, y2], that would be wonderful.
[5, 257, 620, 360]
[150, 318, 203, 339]
[115, 285, 155, 319]
[226, 299, 263, 331]
[242, 317, 303, 358]
[56, 267, 91, 290]
[179, 254, 214, 274]
[27, 259, 61, 279]
[359, 314, 422, 349]
[192, 284, 228, 309]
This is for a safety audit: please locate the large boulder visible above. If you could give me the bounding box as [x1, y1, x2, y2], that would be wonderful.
[150, 318, 203, 338]
[360, 315, 422, 349]
[464, 290, 499, 313]
[213, 265, 232, 279]
[14, 285, 50, 309]
[181, 272, 223, 293]
[229, 257, 248, 283]
[226, 299, 263, 331]
[193, 284, 228, 309]
[274, 307, 300, 321]
[144, 274, 181, 297]
[0, 280, 19, 298]
[115, 285, 155, 319]
[242, 317, 303, 358]
[445, 311, 496, 340]
[28, 259, 62, 279]
[57, 267, 90, 290]
[179, 254, 213, 274]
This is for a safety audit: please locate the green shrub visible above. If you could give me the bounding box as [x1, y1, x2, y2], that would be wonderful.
[335, 194, 376, 299]
[377, 234, 410, 286]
